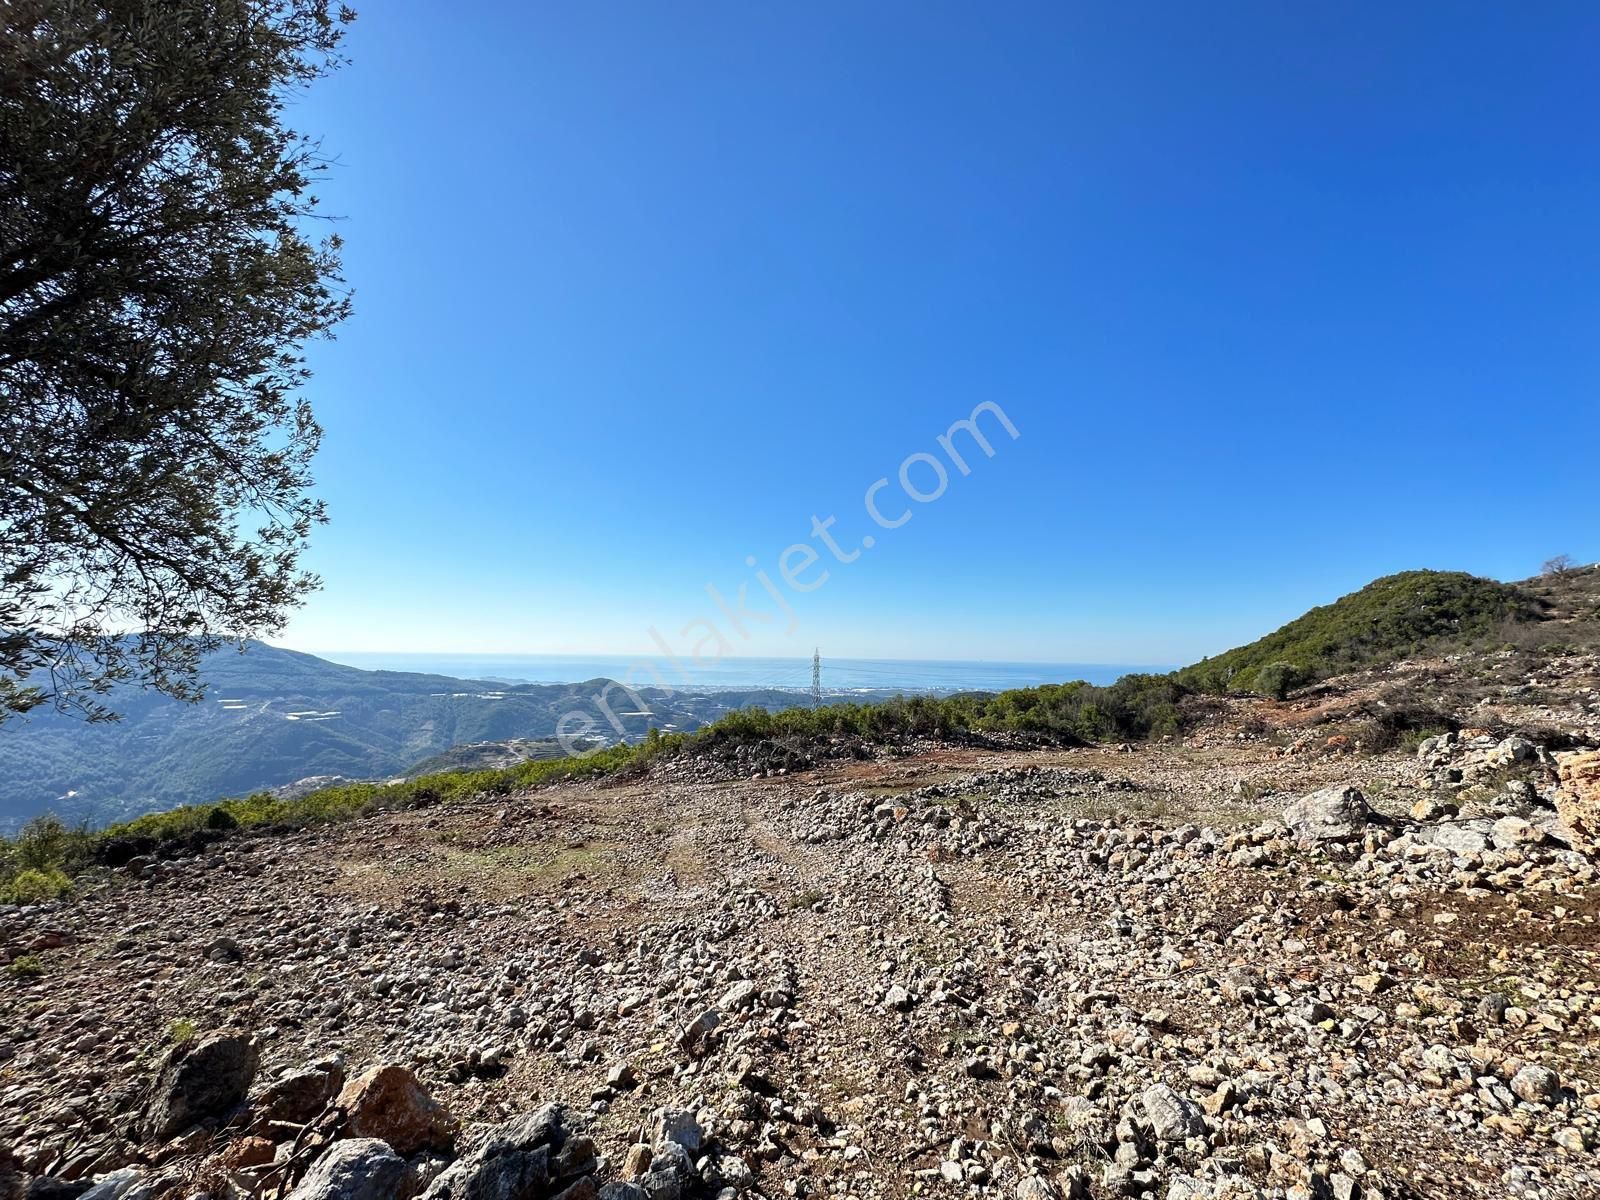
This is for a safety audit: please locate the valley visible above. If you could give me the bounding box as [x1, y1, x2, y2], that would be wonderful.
[0, 643, 906, 833]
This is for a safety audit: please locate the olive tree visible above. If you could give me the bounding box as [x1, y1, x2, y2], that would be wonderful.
[1, 0, 354, 721]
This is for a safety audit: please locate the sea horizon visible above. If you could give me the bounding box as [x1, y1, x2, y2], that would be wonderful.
[308, 650, 1176, 693]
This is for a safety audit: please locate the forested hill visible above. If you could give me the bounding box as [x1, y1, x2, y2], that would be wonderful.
[1176, 570, 1548, 695]
[0, 643, 826, 832]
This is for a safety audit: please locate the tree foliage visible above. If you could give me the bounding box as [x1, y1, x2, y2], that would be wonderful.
[1253, 661, 1310, 701]
[0, 0, 354, 722]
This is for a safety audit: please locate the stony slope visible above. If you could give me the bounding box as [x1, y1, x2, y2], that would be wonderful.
[4, 709, 1600, 1199]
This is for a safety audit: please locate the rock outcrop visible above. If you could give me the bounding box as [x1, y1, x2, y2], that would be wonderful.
[140, 1032, 258, 1141]
[419, 1104, 594, 1200]
[1556, 749, 1600, 854]
[253, 1058, 346, 1128]
[287, 1139, 407, 1200]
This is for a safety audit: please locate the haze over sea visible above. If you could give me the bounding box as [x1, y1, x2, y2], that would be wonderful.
[317, 653, 1172, 694]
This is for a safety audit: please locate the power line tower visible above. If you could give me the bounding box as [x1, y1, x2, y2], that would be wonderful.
[811, 648, 822, 708]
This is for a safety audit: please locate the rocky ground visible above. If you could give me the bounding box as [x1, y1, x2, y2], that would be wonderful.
[5, 670, 1600, 1200]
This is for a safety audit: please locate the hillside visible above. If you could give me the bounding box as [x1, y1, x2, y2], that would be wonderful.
[5, 723, 1600, 1198]
[4, 569, 1600, 1197]
[404, 738, 575, 775]
[1177, 569, 1548, 695]
[0, 643, 876, 833]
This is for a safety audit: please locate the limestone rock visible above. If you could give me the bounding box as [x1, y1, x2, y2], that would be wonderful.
[1429, 822, 1491, 857]
[717, 979, 758, 1011]
[1491, 815, 1543, 848]
[1555, 750, 1600, 854]
[637, 1140, 696, 1194]
[255, 1058, 346, 1126]
[651, 1108, 703, 1156]
[78, 1170, 147, 1200]
[1140, 1083, 1206, 1143]
[1511, 1063, 1561, 1106]
[677, 1008, 721, 1057]
[1282, 786, 1373, 842]
[621, 1145, 652, 1178]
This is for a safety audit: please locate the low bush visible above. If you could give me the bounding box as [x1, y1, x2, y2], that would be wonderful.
[93, 738, 657, 854]
[1, 867, 73, 905]
[1254, 661, 1311, 700]
[1, 817, 90, 904]
[167, 1018, 199, 1045]
[1350, 683, 1463, 752]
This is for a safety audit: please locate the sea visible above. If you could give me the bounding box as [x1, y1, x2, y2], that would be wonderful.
[318, 652, 1173, 694]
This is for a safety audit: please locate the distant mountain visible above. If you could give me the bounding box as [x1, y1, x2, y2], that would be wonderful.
[0, 642, 853, 832]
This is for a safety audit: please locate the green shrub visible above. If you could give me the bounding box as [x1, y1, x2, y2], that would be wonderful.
[11, 815, 90, 873]
[1398, 725, 1454, 753]
[1351, 683, 1462, 751]
[1255, 661, 1310, 700]
[167, 1018, 199, 1045]
[6, 955, 44, 978]
[2, 867, 73, 905]
[87, 739, 655, 853]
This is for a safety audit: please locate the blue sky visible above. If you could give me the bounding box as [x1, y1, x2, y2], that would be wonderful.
[282, 2, 1598, 665]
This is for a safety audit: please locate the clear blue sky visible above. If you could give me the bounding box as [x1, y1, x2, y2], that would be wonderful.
[282, 1, 1598, 665]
